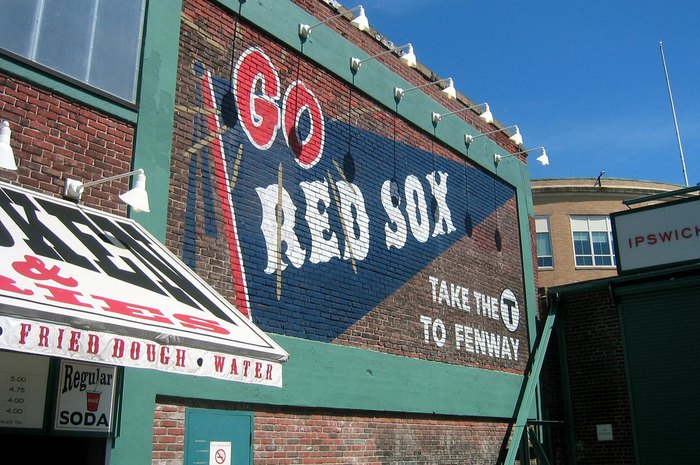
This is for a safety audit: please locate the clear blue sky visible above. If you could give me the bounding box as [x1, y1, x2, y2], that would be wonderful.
[352, 1, 700, 186]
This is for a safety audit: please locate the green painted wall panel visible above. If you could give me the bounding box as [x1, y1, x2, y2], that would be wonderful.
[120, 335, 522, 416]
[111, 335, 522, 463]
[271, 336, 523, 416]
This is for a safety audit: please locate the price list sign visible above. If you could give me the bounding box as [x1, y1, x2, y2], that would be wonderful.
[0, 351, 50, 429]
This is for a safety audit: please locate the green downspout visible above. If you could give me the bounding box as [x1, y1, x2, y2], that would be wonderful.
[557, 305, 578, 465]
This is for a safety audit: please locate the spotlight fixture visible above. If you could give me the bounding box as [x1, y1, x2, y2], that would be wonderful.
[350, 43, 416, 73]
[394, 77, 456, 102]
[63, 168, 151, 212]
[465, 125, 522, 147]
[493, 146, 550, 166]
[431, 102, 493, 127]
[298, 5, 369, 40]
[0, 120, 17, 171]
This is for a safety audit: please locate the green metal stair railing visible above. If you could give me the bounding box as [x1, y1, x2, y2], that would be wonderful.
[502, 295, 559, 465]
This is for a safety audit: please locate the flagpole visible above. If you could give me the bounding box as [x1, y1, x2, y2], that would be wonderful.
[659, 41, 689, 186]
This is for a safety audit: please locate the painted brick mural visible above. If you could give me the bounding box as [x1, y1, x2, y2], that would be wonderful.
[170, 0, 529, 373]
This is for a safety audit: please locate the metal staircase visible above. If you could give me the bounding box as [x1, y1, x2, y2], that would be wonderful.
[502, 295, 559, 465]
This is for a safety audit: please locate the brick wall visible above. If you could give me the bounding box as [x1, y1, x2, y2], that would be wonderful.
[153, 404, 187, 465]
[170, 0, 532, 373]
[0, 73, 135, 215]
[152, 401, 509, 465]
[544, 288, 635, 465]
[535, 198, 622, 288]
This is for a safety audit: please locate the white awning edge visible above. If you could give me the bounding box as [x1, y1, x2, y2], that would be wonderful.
[0, 315, 283, 387]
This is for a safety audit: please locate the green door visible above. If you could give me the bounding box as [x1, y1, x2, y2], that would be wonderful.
[184, 408, 253, 465]
[618, 278, 700, 465]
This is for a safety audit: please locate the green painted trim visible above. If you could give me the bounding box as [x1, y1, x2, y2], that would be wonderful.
[515, 173, 542, 432]
[219, 0, 527, 187]
[504, 301, 558, 465]
[515, 169, 539, 346]
[126, 335, 521, 415]
[110, 368, 158, 465]
[127, 0, 184, 240]
[0, 55, 138, 123]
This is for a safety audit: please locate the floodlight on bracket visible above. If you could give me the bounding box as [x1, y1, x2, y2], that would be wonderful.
[0, 120, 18, 170]
[350, 43, 416, 74]
[298, 5, 369, 40]
[394, 77, 456, 103]
[465, 124, 523, 147]
[494, 146, 549, 166]
[63, 168, 151, 212]
[431, 102, 493, 127]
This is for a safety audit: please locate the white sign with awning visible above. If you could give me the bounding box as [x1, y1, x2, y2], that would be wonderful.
[612, 196, 700, 274]
[0, 181, 288, 387]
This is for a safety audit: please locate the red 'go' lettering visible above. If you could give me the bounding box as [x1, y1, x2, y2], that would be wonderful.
[234, 47, 281, 150]
[283, 81, 325, 168]
[233, 47, 325, 168]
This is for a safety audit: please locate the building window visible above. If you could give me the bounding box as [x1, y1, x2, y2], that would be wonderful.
[535, 216, 553, 268]
[0, 0, 146, 103]
[570, 216, 616, 267]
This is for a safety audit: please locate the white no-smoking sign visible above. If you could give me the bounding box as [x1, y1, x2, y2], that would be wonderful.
[209, 441, 232, 465]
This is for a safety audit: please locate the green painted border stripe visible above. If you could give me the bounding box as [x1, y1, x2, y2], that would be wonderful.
[0, 56, 137, 123]
[271, 336, 522, 416]
[128, 0, 184, 240]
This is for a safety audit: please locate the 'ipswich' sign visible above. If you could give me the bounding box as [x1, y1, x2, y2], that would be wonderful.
[612, 196, 700, 274]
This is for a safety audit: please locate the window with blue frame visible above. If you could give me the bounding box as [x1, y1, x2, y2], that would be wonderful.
[0, 0, 146, 103]
[535, 216, 553, 268]
[571, 216, 616, 267]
